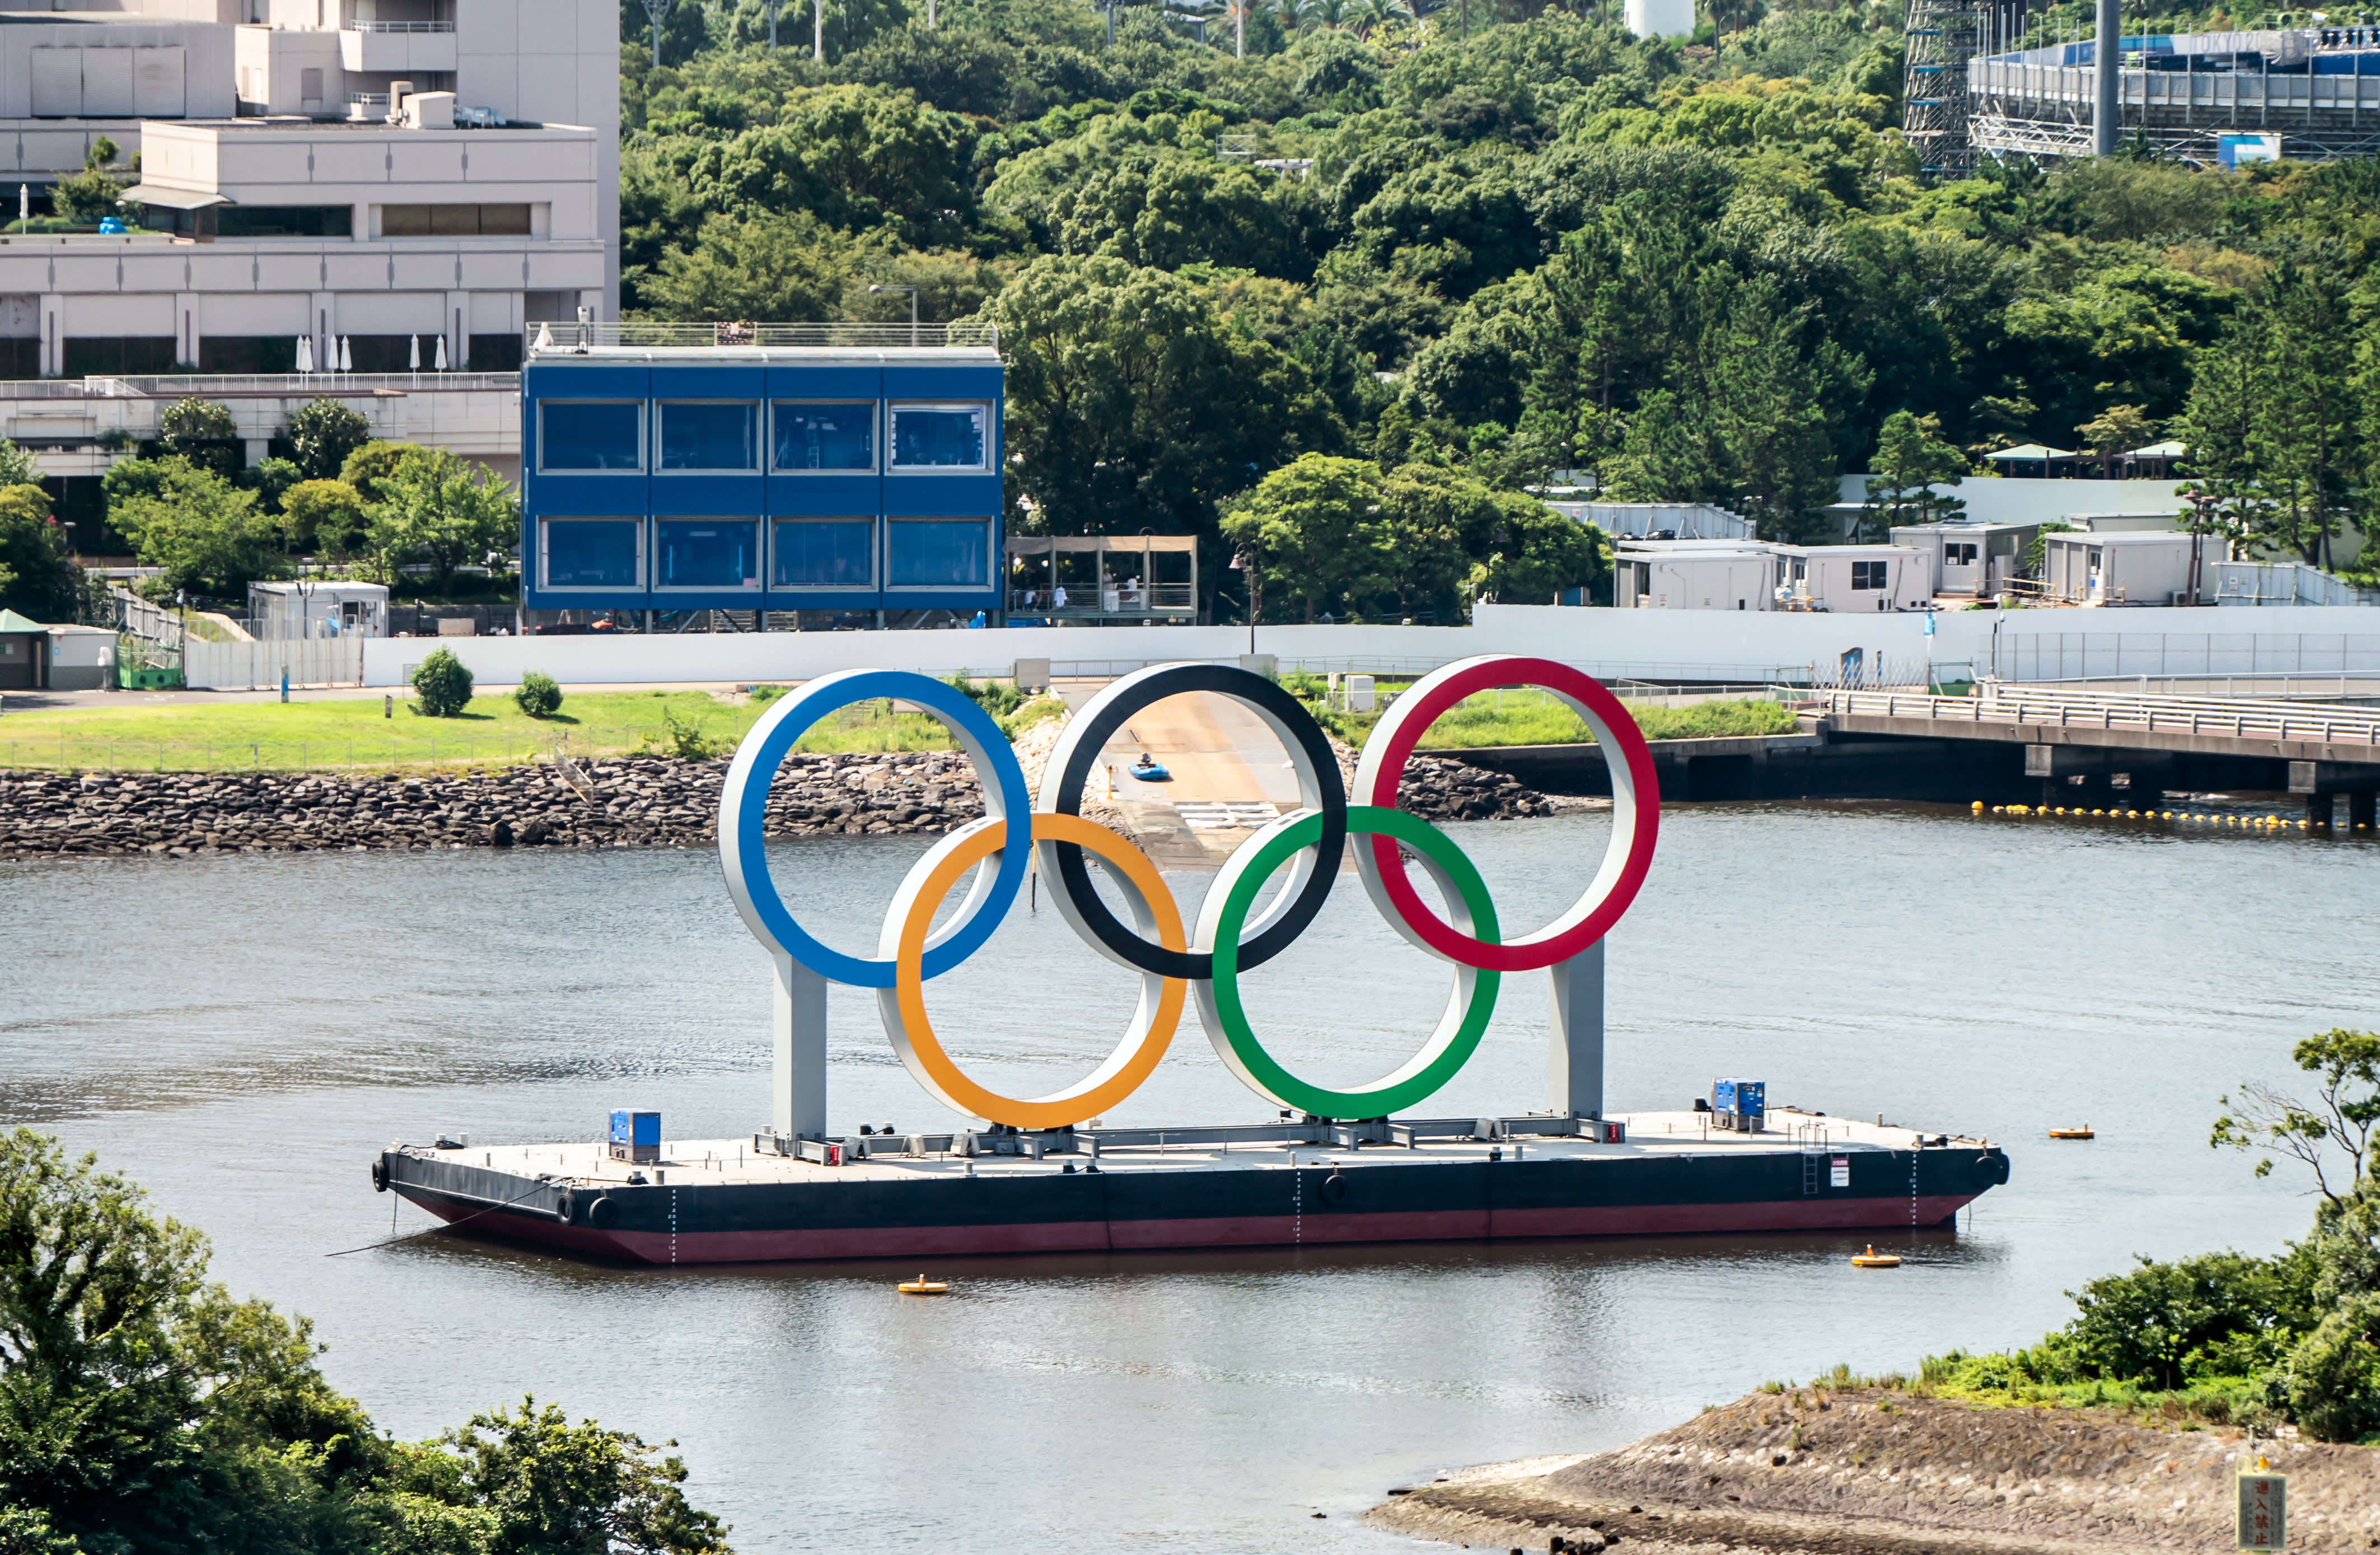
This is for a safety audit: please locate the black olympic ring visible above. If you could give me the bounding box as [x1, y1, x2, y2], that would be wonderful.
[1039, 664, 1346, 982]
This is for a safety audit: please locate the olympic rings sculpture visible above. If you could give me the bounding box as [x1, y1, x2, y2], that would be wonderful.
[719, 656, 1659, 1129]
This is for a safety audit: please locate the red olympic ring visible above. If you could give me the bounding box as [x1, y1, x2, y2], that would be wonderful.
[1352, 656, 1659, 973]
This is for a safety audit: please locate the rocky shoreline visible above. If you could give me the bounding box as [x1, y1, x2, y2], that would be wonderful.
[1369, 1388, 2380, 1553]
[0, 747, 1564, 861]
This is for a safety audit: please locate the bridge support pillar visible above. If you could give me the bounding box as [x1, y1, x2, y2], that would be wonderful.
[773, 951, 829, 1141]
[2307, 792, 2335, 828]
[1548, 939, 1605, 1120]
[2354, 790, 2378, 832]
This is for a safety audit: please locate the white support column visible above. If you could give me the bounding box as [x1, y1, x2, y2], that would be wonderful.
[39, 293, 60, 378]
[772, 951, 828, 1140]
[1547, 938, 1605, 1119]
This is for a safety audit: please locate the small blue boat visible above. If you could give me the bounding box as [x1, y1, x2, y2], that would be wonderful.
[1128, 757, 1172, 782]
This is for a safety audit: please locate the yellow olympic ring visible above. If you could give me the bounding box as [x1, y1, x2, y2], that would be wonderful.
[878, 812, 1186, 1129]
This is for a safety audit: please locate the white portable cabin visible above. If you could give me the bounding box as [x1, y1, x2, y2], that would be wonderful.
[1888, 521, 2040, 597]
[1780, 544, 1933, 613]
[1613, 540, 1782, 611]
[2042, 531, 2196, 605]
[246, 582, 390, 640]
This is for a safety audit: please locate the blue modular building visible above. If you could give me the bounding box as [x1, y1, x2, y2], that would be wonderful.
[518, 324, 1004, 624]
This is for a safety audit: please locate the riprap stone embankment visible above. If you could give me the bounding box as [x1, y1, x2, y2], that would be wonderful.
[0, 743, 1565, 861]
[1369, 1389, 2380, 1553]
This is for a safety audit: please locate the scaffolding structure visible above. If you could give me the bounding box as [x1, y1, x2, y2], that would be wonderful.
[1970, 32, 2380, 167]
[1903, 0, 2030, 178]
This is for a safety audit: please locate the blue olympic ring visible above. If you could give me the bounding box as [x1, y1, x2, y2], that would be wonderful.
[718, 669, 1034, 988]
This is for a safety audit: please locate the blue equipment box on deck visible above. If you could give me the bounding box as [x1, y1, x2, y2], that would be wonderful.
[1712, 1078, 1765, 1133]
[609, 1109, 661, 1164]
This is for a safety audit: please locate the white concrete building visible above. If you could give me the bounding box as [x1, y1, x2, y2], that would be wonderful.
[0, 0, 615, 379]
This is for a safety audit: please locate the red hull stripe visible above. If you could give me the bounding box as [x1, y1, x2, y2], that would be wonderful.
[408, 1192, 1979, 1266]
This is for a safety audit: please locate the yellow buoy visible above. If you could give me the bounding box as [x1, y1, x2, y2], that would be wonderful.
[1972, 801, 1985, 812]
[899, 1274, 950, 1295]
[1851, 1245, 1902, 1268]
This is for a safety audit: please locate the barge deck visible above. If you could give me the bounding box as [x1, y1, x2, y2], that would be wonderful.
[378, 1110, 2012, 1266]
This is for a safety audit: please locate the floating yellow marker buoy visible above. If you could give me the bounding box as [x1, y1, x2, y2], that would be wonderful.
[1851, 1245, 1902, 1268]
[2049, 1125, 2096, 1141]
[899, 1274, 950, 1295]
[1972, 801, 1985, 812]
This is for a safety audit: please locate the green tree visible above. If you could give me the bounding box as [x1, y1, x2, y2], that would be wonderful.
[286, 397, 373, 483]
[0, 486, 81, 622]
[1219, 454, 1386, 622]
[2075, 402, 2155, 482]
[338, 440, 422, 503]
[106, 458, 286, 599]
[639, 211, 875, 323]
[514, 670, 564, 718]
[157, 398, 241, 479]
[0, 1127, 731, 1550]
[1859, 410, 1968, 541]
[1463, 492, 1608, 608]
[49, 137, 126, 226]
[409, 646, 474, 716]
[366, 451, 518, 596]
[279, 479, 370, 557]
[988, 255, 1345, 606]
[0, 438, 37, 488]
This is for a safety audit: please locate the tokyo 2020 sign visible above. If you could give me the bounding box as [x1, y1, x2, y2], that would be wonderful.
[719, 656, 1659, 1128]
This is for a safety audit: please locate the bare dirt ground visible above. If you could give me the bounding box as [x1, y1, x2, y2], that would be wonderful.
[1367, 1389, 2380, 1553]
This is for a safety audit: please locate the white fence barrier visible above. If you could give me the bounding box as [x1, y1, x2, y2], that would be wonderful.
[185, 638, 363, 691]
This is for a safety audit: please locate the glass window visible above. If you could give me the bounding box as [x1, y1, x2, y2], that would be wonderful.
[889, 520, 988, 587]
[1851, 561, 1886, 590]
[543, 519, 641, 589]
[659, 402, 758, 471]
[774, 403, 875, 470]
[382, 204, 532, 237]
[657, 520, 759, 590]
[771, 519, 874, 588]
[541, 401, 642, 471]
[889, 404, 987, 470]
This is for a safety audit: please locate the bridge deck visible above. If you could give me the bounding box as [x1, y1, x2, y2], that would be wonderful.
[1825, 687, 2380, 768]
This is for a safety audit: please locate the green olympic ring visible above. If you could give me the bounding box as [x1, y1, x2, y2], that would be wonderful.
[1193, 805, 1502, 1119]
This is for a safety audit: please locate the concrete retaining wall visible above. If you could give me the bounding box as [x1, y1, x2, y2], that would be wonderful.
[354, 604, 2380, 689]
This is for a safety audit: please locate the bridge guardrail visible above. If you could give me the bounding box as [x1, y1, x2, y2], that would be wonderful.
[1825, 687, 2380, 750]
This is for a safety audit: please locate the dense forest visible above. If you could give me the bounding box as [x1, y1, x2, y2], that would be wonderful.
[615, 0, 2380, 620]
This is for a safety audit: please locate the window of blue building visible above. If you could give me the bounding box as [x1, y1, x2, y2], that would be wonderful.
[771, 518, 875, 588]
[889, 404, 988, 470]
[541, 517, 643, 589]
[540, 402, 643, 471]
[774, 403, 875, 470]
[889, 519, 989, 587]
[656, 520, 760, 590]
[659, 402, 759, 471]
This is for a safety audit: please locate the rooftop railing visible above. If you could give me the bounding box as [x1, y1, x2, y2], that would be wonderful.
[525, 321, 999, 355]
[0, 372, 520, 399]
[347, 19, 455, 31]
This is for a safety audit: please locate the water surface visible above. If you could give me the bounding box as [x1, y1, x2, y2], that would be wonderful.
[3, 806, 2371, 1551]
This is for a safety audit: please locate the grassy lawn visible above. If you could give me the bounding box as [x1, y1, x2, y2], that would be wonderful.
[1296, 682, 1801, 749]
[0, 688, 973, 772]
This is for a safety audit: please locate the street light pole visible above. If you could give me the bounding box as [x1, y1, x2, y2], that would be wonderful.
[868, 283, 920, 347]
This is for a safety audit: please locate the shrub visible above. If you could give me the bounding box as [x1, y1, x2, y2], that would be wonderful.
[410, 647, 474, 717]
[513, 671, 563, 718]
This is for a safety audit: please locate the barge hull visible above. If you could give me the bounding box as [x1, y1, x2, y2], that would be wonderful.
[385, 1131, 2009, 1266]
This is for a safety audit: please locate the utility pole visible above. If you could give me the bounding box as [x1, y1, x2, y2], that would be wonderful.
[1235, 0, 1243, 58]
[766, 0, 778, 46]
[813, 0, 825, 61]
[640, 0, 672, 66]
[2092, 0, 2119, 155]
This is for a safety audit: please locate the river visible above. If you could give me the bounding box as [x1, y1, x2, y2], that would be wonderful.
[3, 803, 2373, 1551]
